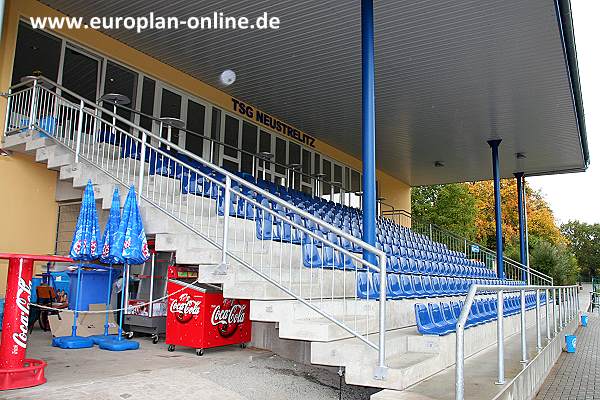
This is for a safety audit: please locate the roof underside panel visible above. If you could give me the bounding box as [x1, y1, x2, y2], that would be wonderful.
[41, 0, 586, 185]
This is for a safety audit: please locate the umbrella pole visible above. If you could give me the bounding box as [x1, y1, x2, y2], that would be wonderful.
[71, 265, 83, 337]
[117, 264, 127, 340]
[103, 266, 112, 336]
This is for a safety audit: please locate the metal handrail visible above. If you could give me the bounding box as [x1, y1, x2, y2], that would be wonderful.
[455, 283, 579, 400]
[414, 221, 553, 285]
[3, 76, 390, 378]
[111, 101, 356, 201]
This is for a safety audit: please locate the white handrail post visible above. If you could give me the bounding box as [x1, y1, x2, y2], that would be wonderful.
[137, 131, 147, 199]
[545, 288, 551, 340]
[553, 288, 558, 335]
[74, 99, 84, 164]
[495, 290, 505, 385]
[535, 289, 542, 351]
[374, 254, 388, 380]
[2, 87, 11, 135]
[28, 80, 38, 130]
[558, 288, 563, 328]
[520, 289, 528, 363]
[216, 175, 232, 275]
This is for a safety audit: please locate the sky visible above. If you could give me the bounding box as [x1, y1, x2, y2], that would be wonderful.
[527, 0, 599, 225]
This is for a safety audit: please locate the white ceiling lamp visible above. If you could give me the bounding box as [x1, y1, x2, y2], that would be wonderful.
[219, 69, 237, 86]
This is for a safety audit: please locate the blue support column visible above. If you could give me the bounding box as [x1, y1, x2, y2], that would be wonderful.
[515, 172, 528, 282]
[488, 139, 504, 280]
[361, 0, 377, 263]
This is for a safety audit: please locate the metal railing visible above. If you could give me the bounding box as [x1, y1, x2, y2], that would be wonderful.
[413, 222, 553, 286]
[3, 76, 390, 379]
[455, 284, 579, 400]
[111, 101, 365, 209]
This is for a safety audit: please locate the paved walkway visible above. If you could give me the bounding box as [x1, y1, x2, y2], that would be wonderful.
[535, 312, 600, 400]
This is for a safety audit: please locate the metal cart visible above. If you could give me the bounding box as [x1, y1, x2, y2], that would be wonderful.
[124, 249, 170, 343]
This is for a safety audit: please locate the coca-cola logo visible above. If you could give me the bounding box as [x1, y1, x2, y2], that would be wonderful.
[211, 299, 247, 338]
[12, 277, 32, 351]
[170, 293, 201, 323]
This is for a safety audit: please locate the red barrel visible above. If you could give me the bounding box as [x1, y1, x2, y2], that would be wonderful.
[0, 257, 34, 369]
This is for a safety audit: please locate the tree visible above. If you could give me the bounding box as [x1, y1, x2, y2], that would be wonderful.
[528, 237, 579, 285]
[411, 184, 477, 239]
[466, 180, 562, 250]
[560, 221, 600, 280]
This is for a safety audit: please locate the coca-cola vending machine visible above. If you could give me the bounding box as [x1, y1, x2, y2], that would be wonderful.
[166, 265, 251, 356]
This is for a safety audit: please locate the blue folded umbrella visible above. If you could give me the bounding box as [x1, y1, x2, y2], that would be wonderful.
[103, 185, 150, 351]
[55, 180, 100, 350]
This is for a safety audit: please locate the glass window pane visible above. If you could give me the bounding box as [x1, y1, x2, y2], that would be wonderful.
[139, 77, 155, 133]
[351, 169, 361, 192]
[12, 21, 61, 85]
[241, 122, 258, 173]
[275, 137, 286, 174]
[302, 149, 311, 183]
[62, 47, 99, 102]
[322, 159, 331, 195]
[222, 158, 238, 172]
[160, 89, 182, 144]
[224, 115, 239, 158]
[186, 100, 206, 157]
[104, 61, 137, 119]
[210, 108, 221, 162]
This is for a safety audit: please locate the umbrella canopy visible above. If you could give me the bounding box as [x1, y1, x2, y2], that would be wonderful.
[100, 188, 122, 264]
[69, 180, 101, 261]
[109, 186, 150, 265]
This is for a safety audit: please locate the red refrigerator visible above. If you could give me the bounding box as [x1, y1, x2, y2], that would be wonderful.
[165, 265, 251, 355]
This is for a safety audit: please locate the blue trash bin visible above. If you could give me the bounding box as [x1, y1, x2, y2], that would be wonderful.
[566, 335, 577, 353]
[581, 315, 588, 327]
[67, 269, 114, 311]
[30, 277, 43, 303]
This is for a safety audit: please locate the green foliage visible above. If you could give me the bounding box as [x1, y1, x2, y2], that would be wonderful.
[560, 221, 600, 280]
[411, 181, 582, 285]
[411, 184, 477, 240]
[528, 237, 579, 285]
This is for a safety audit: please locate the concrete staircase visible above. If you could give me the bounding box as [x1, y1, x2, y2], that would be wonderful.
[2, 130, 547, 397]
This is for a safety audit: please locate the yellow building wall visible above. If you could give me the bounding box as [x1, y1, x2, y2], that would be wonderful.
[0, 153, 59, 295]
[0, 0, 410, 293]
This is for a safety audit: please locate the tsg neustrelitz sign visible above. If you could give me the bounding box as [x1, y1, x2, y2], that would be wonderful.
[231, 98, 316, 148]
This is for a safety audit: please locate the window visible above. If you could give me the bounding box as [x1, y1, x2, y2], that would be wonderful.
[62, 47, 100, 102]
[139, 77, 155, 133]
[210, 108, 221, 163]
[186, 100, 206, 157]
[288, 142, 301, 188]
[241, 122, 258, 173]
[223, 115, 239, 158]
[302, 149, 311, 183]
[351, 169, 361, 193]
[160, 89, 182, 144]
[12, 21, 61, 85]
[275, 137, 287, 175]
[322, 159, 332, 195]
[103, 61, 138, 133]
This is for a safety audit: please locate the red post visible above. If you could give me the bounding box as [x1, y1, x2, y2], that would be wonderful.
[0, 257, 34, 369]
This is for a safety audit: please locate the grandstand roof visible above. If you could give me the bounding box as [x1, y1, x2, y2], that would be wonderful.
[42, 0, 588, 185]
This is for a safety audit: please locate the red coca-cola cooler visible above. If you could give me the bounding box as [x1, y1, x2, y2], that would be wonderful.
[166, 265, 251, 356]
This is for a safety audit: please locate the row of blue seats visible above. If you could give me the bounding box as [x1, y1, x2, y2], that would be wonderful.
[415, 294, 546, 335]
[356, 272, 518, 300]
